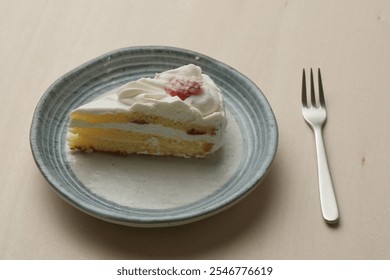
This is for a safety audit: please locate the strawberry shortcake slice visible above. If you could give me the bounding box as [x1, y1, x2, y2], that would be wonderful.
[68, 64, 227, 158]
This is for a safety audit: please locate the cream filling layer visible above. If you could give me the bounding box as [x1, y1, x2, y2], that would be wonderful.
[70, 120, 223, 151]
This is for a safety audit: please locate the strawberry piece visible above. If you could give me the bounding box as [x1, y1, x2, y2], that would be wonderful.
[165, 77, 203, 100]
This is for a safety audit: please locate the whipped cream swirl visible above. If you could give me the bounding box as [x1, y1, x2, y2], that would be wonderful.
[117, 64, 223, 117]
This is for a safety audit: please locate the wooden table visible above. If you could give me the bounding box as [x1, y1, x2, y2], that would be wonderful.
[1, 0, 390, 259]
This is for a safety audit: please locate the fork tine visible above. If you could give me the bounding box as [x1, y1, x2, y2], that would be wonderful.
[318, 68, 326, 107]
[310, 68, 316, 107]
[302, 69, 307, 108]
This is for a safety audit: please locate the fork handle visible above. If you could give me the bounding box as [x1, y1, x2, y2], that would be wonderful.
[313, 127, 339, 224]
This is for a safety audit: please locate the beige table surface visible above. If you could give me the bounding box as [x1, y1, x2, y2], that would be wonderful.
[1, 0, 390, 260]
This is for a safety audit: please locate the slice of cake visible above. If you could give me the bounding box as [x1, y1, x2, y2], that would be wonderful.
[68, 64, 227, 158]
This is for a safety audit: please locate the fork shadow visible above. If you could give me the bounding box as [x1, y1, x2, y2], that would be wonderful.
[45, 158, 282, 259]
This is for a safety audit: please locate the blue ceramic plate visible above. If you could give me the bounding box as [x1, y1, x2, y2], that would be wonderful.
[30, 46, 278, 227]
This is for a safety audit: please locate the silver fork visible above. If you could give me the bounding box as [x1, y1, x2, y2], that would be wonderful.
[301, 68, 339, 224]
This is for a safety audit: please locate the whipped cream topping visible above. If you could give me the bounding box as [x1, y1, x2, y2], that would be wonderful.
[117, 64, 223, 117]
[72, 64, 227, 129]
